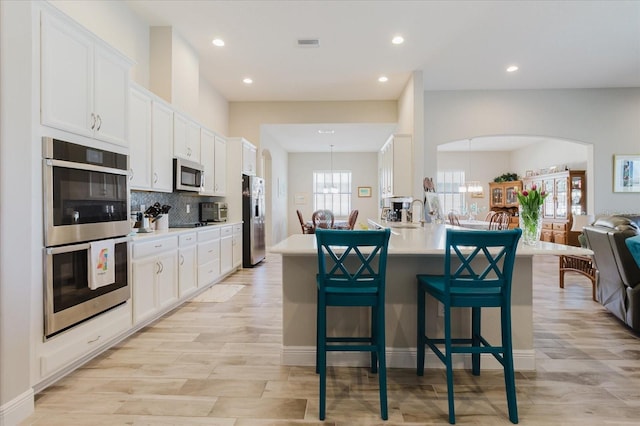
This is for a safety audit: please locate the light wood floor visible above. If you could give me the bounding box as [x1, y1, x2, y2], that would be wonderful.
[23, 254, 640, 425]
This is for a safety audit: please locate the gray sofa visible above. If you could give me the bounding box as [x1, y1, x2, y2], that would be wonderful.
[583, 215, 640, 332]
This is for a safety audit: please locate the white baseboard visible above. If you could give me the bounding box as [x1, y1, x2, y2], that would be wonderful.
[0, 388, 34, 426]
[282, 346, 536, 371]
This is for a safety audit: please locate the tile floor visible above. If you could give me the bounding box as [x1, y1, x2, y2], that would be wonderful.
[22, 254, 640, 425]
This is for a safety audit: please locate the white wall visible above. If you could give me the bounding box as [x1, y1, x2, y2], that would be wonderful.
[425, 88, 640, 215]
[0, 0, 36, 421]
[260, 131, 288, 246]
[288, 152, 379, 236]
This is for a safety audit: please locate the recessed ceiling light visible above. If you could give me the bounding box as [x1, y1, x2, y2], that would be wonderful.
[378, 76, 389, 83]
[392, 35, 404, 45]
[212, 38, 225, 47]
[318, 130, 335, 134]
[243, 78, 253, 84]
[506, 65, 519, 73]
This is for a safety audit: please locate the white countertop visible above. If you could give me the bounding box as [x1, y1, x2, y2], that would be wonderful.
[130, 222, 242, 242]
[271, 222, 593, 256]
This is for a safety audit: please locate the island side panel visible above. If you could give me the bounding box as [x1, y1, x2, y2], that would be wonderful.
[281, 253, 534, 370]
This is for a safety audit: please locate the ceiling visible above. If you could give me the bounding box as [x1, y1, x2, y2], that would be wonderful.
[125, 0, 640, 152]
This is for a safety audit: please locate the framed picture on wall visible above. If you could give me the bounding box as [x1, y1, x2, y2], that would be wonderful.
[613, 154, 640, 192]
[357, 186, 372, 197]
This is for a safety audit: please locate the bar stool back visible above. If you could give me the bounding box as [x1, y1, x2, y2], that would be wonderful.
[314, 228, 391, 420]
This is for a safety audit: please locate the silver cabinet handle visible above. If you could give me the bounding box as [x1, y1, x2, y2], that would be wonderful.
[87, 335, 101, 344]
[158, 261, 164, 274]
[153, 172, 158, 183]
[129, 168, 134, 180]
[96, 114, 102, 131]
[179, 254, 184, 265]
[187, 147, 192, 157]
[156, 261, 161, 274]
[90, 113, 96, 130]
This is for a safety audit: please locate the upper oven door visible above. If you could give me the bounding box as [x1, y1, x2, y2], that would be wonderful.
[43, 138, 130, 246]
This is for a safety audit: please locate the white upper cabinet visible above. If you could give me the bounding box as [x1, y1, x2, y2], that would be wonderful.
[41, 10, 131, 146]
[200, 128, 215, 196]
[129, 86, 152, 189]
[129, 86, 173, 192]
[173, 112, 201, 162]
[379, 134, 412, 198]
[214, 135, 227, 196]
[151, 100, 174, 192]
[242, 139, 257, 176]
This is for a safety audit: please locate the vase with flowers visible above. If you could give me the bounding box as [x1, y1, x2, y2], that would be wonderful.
[516, 184, 548, 245]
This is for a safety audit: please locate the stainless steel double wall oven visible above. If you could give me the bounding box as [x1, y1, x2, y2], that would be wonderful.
[43, 137, 131, 338]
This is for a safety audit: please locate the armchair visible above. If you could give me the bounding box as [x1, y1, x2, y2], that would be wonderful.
[583, 215, 640, 332]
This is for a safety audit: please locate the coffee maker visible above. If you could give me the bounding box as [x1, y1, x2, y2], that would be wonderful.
[387, 197, 412, 222]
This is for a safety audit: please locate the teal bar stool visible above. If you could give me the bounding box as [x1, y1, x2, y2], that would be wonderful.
[314, 228, 391, 420]
[416, 228, 522, 424]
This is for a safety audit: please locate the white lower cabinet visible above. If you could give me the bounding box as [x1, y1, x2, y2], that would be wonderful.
[132, 236, 178, 324]
[232, 224, 242, 269]
[220, 225, 233, 275]
[197, 227, 220, 287]
[178, 232, 198, 297]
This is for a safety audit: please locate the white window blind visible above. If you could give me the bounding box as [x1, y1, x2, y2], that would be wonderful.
[313, 171, 352, 217]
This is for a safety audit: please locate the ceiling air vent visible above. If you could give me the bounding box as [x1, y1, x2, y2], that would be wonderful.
[297, 38, 320, 48]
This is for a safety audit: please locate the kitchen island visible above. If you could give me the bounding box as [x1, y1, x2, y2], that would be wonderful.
[271, 222, 592, 371]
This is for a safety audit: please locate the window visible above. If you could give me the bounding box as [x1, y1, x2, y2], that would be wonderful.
[436, 170, 466, 214]
[313, 171, 352, 217]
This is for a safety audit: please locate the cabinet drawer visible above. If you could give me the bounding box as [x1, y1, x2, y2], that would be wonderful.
[198, 240, 220, 264]
[233, 224, 242, 234]
[198, 227, 221, 242]
[179, 232, 197, 247]
[541, 230, 554, 242]
[553, 222, 567, 231]
[221, 225, 233, 237]
[198, 260, 220, 287]
[553, 231, 567, 245]
[133, 236, 178, 259]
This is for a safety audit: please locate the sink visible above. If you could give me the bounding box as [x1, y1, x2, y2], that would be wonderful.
[388, 222, 423, 229]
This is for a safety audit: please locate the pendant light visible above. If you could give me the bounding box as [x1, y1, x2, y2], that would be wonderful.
[329, 144, 338, 194]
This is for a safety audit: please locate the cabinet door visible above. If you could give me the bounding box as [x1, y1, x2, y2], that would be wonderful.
[242, 141, 257, 175]
[542, 178, 555, 219]
[41, 12, 93, 138]
[214, 136, 227, 195]
[132, 258, 157, 324]
[129, 87, 152, 189]
[93, 45, 129, 146]
[187, 120, 201, 162]
[555, 178, 568, 219]
[570, 174, 585, 215]
[173, 113, 188, 160]
[156, 252, 178, 309]
[491, 187, 503, 207]
[179, 246, 197, 295]
[151, 101, 174, 192]
[220, 234, 233, 275]
[505, 184, 519, 206]
[200, 129, 215, 195]
[232, 227, 242, 268]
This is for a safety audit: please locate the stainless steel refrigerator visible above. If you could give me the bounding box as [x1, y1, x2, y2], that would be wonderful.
[242, 174, 266, 267]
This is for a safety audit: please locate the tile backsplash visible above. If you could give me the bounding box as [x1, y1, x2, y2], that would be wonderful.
[131, 191, 223, 226]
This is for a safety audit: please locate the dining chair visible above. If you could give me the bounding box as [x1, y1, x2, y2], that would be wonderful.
[347, 209, 359, 229]
[312, 209, 335, 229]
[314, 228, 391, 420]
[416, 228, 522, 424]
[448, 211, 461, 226]
[296, 210, 314, 234]
[489, 212, 510, 230]
[484, 211, 496, 222]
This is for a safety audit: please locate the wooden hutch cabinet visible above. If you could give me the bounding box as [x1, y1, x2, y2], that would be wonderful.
[522, 170, 586, 245]
[489, 181, 522, 229]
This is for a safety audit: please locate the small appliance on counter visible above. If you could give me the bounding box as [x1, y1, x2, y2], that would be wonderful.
[200, 202, 228, 223]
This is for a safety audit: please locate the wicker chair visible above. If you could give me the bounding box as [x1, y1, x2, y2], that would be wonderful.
[312, 209, 335, 229]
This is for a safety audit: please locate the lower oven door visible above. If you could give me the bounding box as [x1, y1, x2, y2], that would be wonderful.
[44, 237, 130, 338]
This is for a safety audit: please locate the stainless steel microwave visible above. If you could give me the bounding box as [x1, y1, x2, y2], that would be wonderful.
[174, 158, 204, 192]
